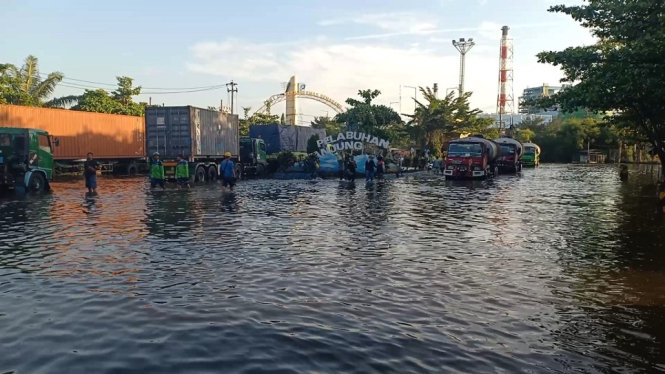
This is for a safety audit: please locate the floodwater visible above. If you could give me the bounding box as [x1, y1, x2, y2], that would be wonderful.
[1, 164, 664, 374]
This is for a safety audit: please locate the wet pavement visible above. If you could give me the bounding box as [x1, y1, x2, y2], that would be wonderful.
[1, 164, 664, 374]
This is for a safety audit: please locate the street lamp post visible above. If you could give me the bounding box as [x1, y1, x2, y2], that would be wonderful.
[452, 38, 475, 95]
[404, 86, 417, 113]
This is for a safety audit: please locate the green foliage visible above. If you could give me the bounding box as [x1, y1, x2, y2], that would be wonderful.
[515, 129, 535, 143]
[239, 106, 280, 137]
[307, 134, 320, 154]
[405, 86, 496, 155]
[275, 151, 296, 172]
[49, 76, 147, 116]
[534, 0, 665, 166]
[0, 55, 63, 106]
[521, 117, 607, 163]
[311, 116, 341, 137]
[334, 89, 405, 146]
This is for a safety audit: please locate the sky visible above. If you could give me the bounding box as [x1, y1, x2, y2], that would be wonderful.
[1, 0, 594, 123]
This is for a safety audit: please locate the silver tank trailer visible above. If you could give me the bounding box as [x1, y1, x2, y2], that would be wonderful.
[493, 137, 524, 157]
[449, 136, 500, 162]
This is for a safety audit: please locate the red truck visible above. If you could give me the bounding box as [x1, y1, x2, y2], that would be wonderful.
[443, 135, 500, 179]
[493, 137, 524, 173]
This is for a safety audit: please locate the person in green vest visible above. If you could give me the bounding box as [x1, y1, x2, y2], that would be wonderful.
[175, 155, 190, 189]
[150, 152, 166, 190]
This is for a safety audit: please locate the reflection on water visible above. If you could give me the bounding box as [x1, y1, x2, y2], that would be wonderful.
[0, 165, 664, 373]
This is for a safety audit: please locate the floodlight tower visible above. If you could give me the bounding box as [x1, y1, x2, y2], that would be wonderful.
[452, 37, 475, 96]
[496, 26, 515, 135]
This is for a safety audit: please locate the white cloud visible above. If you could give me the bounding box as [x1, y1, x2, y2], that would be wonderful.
[186, 33, 570, 118]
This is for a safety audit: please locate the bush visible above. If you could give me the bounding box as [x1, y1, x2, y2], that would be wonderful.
[275, 151, 296, 172]
[307, 135, 320, 155]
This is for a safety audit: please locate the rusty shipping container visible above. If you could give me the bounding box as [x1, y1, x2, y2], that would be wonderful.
[0, 104, 145, 160]
[145, 106, 239, 159]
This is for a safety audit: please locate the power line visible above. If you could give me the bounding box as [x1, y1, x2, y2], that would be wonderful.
[41, 72, 224, 91]
[57, 82, 226, 95]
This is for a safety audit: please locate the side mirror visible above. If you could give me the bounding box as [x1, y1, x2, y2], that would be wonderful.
[53, 137, 60, 147]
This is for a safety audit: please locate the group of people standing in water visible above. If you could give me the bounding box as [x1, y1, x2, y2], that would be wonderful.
[335, 153, 387, 182]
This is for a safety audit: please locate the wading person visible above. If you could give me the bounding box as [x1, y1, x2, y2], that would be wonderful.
[338, 152, 346, 180]
[365, 155, 376, 182]
[346, 155, 357, 182]
[619, 164, 628, 182]
[175, 155, 190, 189]
[376, 156, 385, 180]
[150, 152, 166, 190]
[219, 152, 236, 192]
[83, 152, 99, 194]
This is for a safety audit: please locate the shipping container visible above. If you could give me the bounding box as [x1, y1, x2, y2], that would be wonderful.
[0, 104, 145, 160]
[249, 124, 326, 154]
[145, 106, 239, 159]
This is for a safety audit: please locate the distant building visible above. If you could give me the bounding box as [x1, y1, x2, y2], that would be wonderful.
[519, 84, 568, 115]
[478, 113, 554, 128]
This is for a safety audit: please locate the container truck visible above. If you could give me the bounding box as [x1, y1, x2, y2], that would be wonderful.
[145, 106, 267, 181]
[443, 135, 500, 179]
[0, 127, 56, 192]
[521, 142, 541, 167]
[493, 137, 524, 172]
[0, 105, 147, 175]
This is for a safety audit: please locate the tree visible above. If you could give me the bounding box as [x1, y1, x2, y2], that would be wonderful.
[280, 113, 286, 125]
[311, 116, 341, 137]
[335, 89, 404, 145]
[516, 129, 535, 143]
[307, 135, 320, 154]
[239, 106, 279, 137]
[48, 76, 147, 116]
[0, 55, 63, 106]
[404, 86, 495, 155]
[534, 0, 665, 169]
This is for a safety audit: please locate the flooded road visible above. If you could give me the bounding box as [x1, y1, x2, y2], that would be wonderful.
[1, 164, 664, 374]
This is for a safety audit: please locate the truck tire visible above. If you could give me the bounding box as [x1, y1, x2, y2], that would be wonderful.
[28, 172, 46, 192]
[195, 166, 206, 182]
[207, 165, 218, 181]
[235, 164, 243, 181]
[257, 163, 266, 176]
[127, 164, 138, 176]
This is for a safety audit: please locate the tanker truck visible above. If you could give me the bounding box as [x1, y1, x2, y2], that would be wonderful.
[493, 137, 524, 173]
[521, 142, 541, 167]
[443, 135, 500, 179]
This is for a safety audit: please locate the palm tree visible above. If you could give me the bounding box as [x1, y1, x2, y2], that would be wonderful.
[5, 55, 64, 106]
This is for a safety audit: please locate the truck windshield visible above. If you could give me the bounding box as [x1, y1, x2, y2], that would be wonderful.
[524, 146, 536, 155]
[448, 143, 482, 157]
[500, 145, 516, 155]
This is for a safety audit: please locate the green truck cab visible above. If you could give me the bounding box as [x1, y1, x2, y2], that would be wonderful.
[239, 137, 268, 175]
[0, 127, 57, 192]
[521, 142, 541, 167]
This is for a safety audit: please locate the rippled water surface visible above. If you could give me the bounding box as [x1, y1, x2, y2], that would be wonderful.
[1, 164, 664, 374]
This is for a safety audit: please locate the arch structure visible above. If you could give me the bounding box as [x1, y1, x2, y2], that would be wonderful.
[254, 91, 345, 116]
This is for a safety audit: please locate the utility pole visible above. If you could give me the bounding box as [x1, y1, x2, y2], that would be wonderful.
[452, 38, 475, 95]
[226, 80, 238, 114]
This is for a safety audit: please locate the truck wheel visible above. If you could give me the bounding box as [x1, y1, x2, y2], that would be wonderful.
[195, 166, 206, 182]
[28, 173, 46, 192]
[127, 164, 138, 176]
[235, 164, 243, 181]
[257, 164, 266, 176]
[207, 165, 218, 181]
